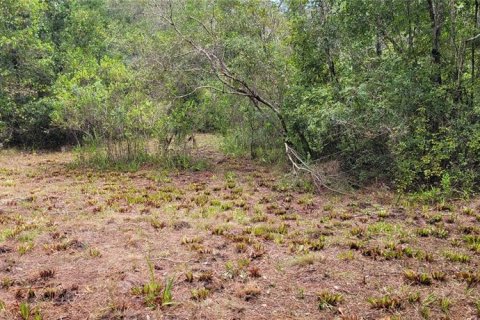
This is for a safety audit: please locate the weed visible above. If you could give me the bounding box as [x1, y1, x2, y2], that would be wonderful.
[19, 302, 41, 320]
[185, 271, 194, 283]
[224, 261, 239, 279]
[39, 269, 55, 279]
[88, 247, 101, 257]
[317, 291, 343, 310]
[475, 300, 480, 317]
[1, 277, 13, 289]
[428, 214, 442, 224]
[348, 241, 364, 250]
[377, 209, 390, 218]
[131, 259, 174, 308]
[368, 295, 402, 310]
[462, 207, 475, 216]
[464, 235, 480, 252]
[432, 226, 449, 239]
[211, 224, 229, 235]
[408, 292, 421, 304]
[235, 242, 247, 253]
[18, 242, 35, 255]
[150, 218, 166, 230]
[0, 299, 4, 311]
[191, 287, 209, 301]
[403, 270, 432, 285]
[19, 302, 30, 320]
[248, 266, 261, 278]
[417, 228, 432, 237]
[236, 282, 261, 301]
[444, 251, 470, 263]
[198, 271, 213, 282]
[431, 271, 446, 281]
[308, 238, 326, 251]
[162, 278, 174, 306]
[291, 253, 322, 266]
[439, 297, 451, 314]
[181, 236, 202, 245]
[456, 271, 480, 286]
[350, 226, 364, 238]
[338, 250, 355, 260]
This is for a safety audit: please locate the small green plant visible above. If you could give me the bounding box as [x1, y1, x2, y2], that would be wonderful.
[317, 291, 343, 310]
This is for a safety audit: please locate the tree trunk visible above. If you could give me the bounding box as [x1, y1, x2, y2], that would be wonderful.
[427, 0, 442, 84]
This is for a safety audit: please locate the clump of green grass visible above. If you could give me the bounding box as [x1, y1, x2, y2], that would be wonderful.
[317, 291, 343, 310]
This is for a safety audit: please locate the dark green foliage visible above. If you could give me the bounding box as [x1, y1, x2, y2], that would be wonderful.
[1, 0, 479, 197]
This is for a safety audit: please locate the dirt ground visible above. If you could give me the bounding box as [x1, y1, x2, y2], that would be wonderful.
[0, 136, 479, 319]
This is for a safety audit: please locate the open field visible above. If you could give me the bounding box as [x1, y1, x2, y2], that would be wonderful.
[0, 138, 479, 320]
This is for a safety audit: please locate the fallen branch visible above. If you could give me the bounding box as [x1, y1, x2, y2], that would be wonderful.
[285, 143, 349, 195]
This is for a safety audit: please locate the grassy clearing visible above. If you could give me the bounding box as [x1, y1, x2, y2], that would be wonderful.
[0, 139, 479, 319]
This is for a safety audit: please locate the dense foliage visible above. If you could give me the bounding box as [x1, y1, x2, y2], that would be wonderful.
[1, 0, 479, 197]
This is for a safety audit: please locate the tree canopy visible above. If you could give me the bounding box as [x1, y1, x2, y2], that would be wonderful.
[1, 0, 479, 197]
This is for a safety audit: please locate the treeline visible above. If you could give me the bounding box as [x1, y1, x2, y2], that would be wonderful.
[1, 0, 479, 197]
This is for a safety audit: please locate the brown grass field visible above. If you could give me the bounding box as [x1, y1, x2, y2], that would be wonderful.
[0, 136, 479, 319]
